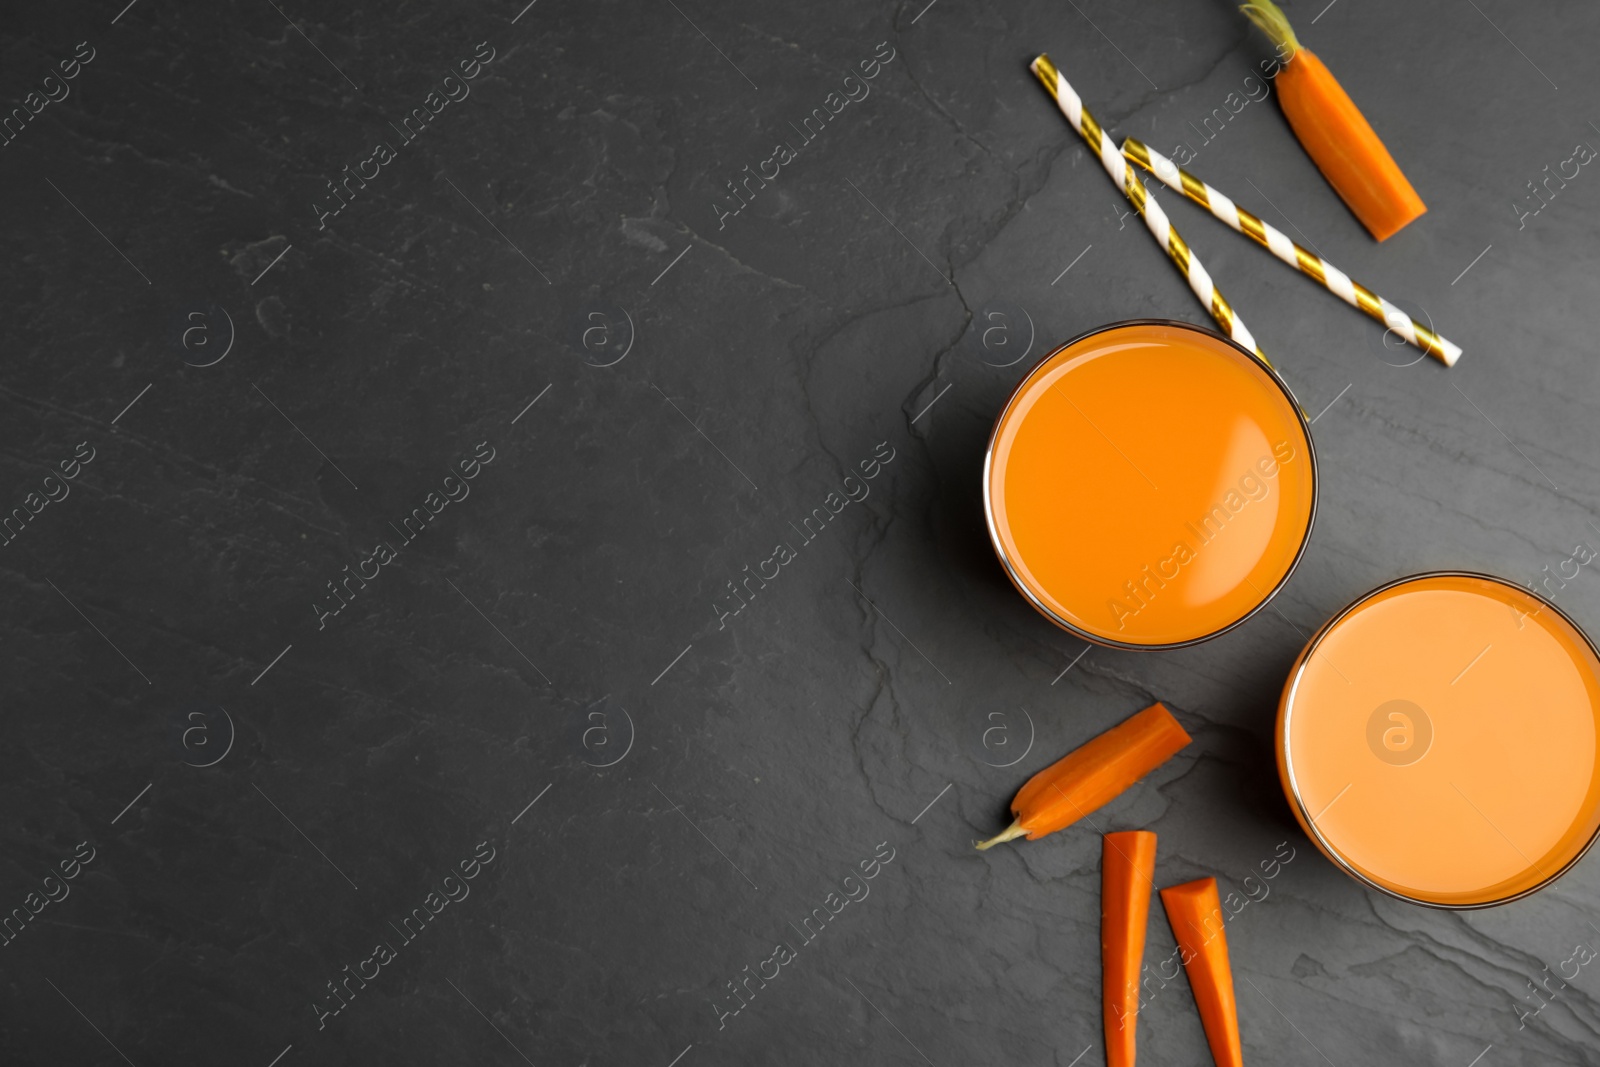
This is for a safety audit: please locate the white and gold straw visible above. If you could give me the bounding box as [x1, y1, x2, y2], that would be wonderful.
[1029, 54, 1273, 371]
[1122, 138, 1461, 367]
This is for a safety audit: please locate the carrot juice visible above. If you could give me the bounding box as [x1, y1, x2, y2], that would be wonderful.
[984, 320, 1316, 648]
[1279, 573, 1600, 907]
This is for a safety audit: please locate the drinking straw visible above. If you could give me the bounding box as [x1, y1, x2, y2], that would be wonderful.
[1122, 138, 1461, 367]
[1029, 55, 1274, 372]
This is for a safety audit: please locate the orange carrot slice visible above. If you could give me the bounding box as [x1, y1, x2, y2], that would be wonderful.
[975, 703, 1191, 850]
[1243, 0, 1426, 241]
[1103, 831, 1158, 1067]
[1160, 877, 1244, 1067]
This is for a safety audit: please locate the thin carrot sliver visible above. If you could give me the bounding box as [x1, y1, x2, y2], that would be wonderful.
[1160, 877, 1244, 1067]
[1103, 831, 1157, 1067]
[975, 703, 1191, 850]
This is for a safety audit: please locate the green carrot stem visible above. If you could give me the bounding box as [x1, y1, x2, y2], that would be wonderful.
[1240, 0, 1301, 58]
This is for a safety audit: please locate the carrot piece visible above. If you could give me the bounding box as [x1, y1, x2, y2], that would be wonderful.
[1243, 0, 1426, 241]
[1160, 877, 1244, 1067]
[975, 703, 1190, 850]
[1103, 831, 1158, 1067]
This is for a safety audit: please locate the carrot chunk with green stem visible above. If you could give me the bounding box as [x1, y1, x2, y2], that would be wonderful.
[1161, 877, 1244, 1067]
[1242, 0, 1426, 241]
[1103, 831, 1158, 1067]
[975, 703, 1191, 850]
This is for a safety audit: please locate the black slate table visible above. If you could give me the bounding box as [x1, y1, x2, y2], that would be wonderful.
[5, 0, 1600, 1064]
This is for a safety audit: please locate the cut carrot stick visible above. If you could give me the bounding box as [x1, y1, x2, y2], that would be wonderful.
[1103, 831, 1158, 1067]
[975, 703, 1191, 850]
[1242, 0, 1426, 241]
[1160, 877, 1244, 1067]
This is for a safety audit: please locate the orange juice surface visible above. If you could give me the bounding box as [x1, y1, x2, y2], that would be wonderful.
[1280, 574, 1600, 906]
[985, 322, 1314, 647]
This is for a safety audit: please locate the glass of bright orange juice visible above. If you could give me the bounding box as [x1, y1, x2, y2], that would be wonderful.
[984, 319, 1316, 648]
[1278, 572, 1600, 907]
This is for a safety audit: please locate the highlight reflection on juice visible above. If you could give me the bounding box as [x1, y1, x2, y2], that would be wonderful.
[985, 321, 1315, 647]
[1279, 574, 1600, 907]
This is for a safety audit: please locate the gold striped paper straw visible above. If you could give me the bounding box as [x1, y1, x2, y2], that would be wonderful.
[1122, 138, 1461, 368]
[1029, 54, 1274, 373]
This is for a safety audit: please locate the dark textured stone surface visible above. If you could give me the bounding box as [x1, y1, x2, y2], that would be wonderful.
[3, 0, 1600, 1063]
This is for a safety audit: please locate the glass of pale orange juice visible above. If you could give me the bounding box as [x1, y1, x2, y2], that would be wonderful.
[1278, 572, 1600, 907]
